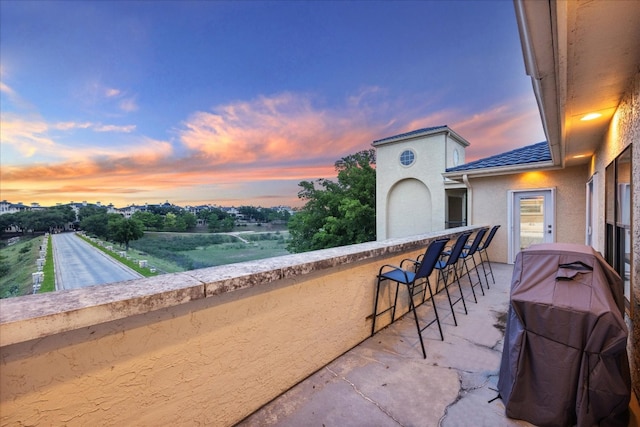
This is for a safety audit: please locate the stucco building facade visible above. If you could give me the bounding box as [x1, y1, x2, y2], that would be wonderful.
[373, 126, 469, 240]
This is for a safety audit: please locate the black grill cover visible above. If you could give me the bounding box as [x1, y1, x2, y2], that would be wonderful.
[498, 243, 630, 426]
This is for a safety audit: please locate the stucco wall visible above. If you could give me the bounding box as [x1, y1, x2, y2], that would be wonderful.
[0, 228, 479, 426]
[595, 70, 639, 398]
[466, 165, 589, 264]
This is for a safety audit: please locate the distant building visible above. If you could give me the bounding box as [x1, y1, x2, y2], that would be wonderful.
[0, 200, 30, 215]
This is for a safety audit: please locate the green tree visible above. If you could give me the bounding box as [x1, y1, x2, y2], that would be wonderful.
[173, 215, 187, 232]
[220, 216, 235, 232]
[11, 211, 29, 234]
[78, 205, 108, 222]
[267, 208, 291, 223]
[163, 212, 177, 230]
[80, 212, 110, 238]
[42, 206, 76, 232]
[202, 208, 234, 232]
[179, 212, 197, 231]
[0, 213, 16, 234]
[108, 217, 144, 250]
[8, 206, 76, 234]
[132, 211, 163, 230]
[206, 212, 221, 232]
[287, 149, 376, 253]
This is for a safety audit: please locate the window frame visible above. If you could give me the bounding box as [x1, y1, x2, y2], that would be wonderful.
[604, 145, 632, 313]
[399, 149, 416, 167]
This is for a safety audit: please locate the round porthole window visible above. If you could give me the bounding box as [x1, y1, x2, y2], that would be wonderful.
[399, 149, 415, 167]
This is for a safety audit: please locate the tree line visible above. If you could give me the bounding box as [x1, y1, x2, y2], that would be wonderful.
[0, 205, 76, 235]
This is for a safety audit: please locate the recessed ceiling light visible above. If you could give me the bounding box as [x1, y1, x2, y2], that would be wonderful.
[580, 113, 602, 121]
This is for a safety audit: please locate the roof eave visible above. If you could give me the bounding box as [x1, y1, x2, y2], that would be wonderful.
[372, 126, 470, 148]
[514, 0, 563, 167]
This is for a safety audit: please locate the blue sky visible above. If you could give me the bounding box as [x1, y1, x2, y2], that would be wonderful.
[1, 1, 545, 208]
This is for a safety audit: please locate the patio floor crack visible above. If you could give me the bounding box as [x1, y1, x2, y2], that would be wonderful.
[325, 366, 405, 426]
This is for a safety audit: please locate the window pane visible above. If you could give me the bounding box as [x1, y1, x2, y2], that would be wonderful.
[400, 150, 415, 166]
[519, 196, 544, 249]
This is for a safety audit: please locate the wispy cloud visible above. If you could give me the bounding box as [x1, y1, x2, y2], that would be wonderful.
[1, 78, 37, 112]
[105, 88, 121, 98]
[1, 114, 140, 166]
[94, 124, 137, 133]
[53, 121, 136, 133]
[0, 81, 17, 98]
[76, 83, 139, 114]
[119, 97, 138, 113]
[53, 122, 93, 131]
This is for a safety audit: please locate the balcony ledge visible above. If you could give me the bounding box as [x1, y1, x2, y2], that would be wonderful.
[0, 227, 481, 348]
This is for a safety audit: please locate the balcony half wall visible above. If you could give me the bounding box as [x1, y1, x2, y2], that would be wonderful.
[0, 226, 484, 426]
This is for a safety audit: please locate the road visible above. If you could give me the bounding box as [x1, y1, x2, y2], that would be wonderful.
[52, 232, 143, 290]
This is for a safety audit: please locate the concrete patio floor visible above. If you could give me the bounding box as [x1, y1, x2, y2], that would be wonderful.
[237, 262, 638, 427]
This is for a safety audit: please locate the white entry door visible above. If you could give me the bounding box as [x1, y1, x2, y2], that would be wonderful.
[508, 189, 555, 263]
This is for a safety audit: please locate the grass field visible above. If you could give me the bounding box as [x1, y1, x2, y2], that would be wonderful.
[38, 235, 55, 293]
[0, 234, 45, 298]
[130, 230, 290, 272]
[182, 236, 289, 267]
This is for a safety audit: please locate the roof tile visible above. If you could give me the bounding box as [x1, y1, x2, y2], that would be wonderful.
[446, 141, 551, 172]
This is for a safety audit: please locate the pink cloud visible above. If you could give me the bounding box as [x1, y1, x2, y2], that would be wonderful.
[179, 92, 382, 167]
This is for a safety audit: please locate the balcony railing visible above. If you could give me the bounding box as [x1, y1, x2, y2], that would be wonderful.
[0, 225, 484, 426]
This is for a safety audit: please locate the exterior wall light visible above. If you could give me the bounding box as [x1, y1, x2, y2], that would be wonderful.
[580, 113, 602, 121]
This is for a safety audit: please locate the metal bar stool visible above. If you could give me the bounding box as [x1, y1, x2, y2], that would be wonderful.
[477, 225, 500, 288]
[458, 227, 488, 303]
[371, 238, 450, 358]
[435, 231, 472, 326]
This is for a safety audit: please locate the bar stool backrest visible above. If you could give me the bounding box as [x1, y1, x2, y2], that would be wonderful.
[446, 232, 472, 266]
[415, 238, 450, 279]
[467, 228, 487, 255]
[480, 225, 500, 251]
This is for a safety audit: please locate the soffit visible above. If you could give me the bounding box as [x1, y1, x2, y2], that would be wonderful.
[562, 0, 640, 166]
[517, 0, 640, 167]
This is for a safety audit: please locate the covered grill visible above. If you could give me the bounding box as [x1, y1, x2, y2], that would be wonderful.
[498, 243, 630, 426]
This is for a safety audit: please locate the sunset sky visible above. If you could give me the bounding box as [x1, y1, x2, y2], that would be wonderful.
[1, 1, 545, 209]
